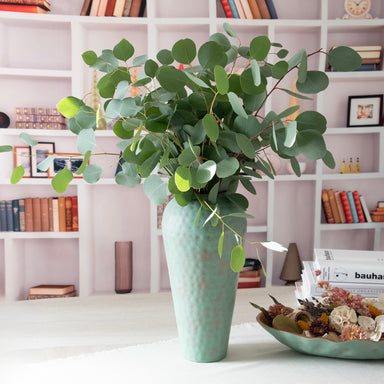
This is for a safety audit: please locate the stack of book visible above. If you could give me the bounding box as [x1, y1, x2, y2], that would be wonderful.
[296, 248, 384, 300]
[218, 0, 277, 19]
[0, 0, 50, 14]
[238, 258, 261, 289]
[0, 196, 78, 232]
[81, 0, 146, 17]
[328, 45, 382, 72]
[321, 189, 371, 224]
[15, 107, 67, 130]
[27, 284, 77, 300]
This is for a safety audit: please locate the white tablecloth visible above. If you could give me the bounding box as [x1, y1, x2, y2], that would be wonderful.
[1, 287, 383, 383]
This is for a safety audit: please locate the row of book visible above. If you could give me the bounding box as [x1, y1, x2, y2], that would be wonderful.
[15, 107, 67, 130]
[296, 248, 384, 299]
[0, 0, 50, 14]
[0, 196, 78, 233]
[218, 0, 277, 19]
[27, 284, 77, 300]
[328, 45, 382, 72]
[81, 0, 146, 17]
[321, 189, 371, 224]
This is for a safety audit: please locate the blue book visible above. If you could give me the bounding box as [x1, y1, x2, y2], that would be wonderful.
[5, 200, 13, 231]
[0, 200, 6, 231]
[265, 0, 278, 19]
[227, 0, 239, 18]
[347, 191, 359, 223]
[12, 199, 20, 232]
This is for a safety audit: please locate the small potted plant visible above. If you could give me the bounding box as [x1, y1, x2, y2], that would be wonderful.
[1, 23, 361, 362]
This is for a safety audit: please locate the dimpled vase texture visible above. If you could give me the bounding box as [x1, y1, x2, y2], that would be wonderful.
[162, 198, 247, 362]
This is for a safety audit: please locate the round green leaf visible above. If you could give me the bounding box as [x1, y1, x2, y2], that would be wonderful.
[57, 96, 83, 118]
[77, 128, 96, 155]
[113, 119, 135, 139]
[271, 60, 289, 79]
[178, 145, 201, 167]
[277, 49, 288, 59]
[10, 165, 24, 185]
[223, 22, 237, 38]
[328, 46, 362, 72]
[83, 164, 102, 184]
[231, 245, 246, 272]
[296, 130, 326, 159]
[157, 66, 187, 92]
[113, 39, 134, 61]
[19, 132, 38, 147]
[235, 133, 255, 159]
[250, 35, 271, 61]
[209, 32, 231, 51]
[144, 59, 159, 78]
[157, 49, 174, 65]
[296, 71, 329, 94]
[115, 163, 141, 188]
[82, 50, 98, 66]
[323, 150, 336, 169]
[228, 92, 248, 119]
[214, 65, 229, 95]
[198, 41, 227, 70]
[240, 69, 266, 95]
[172, 38, 196, 64]
[196, 160, 216, 183]
[216, 157, 239, 178]
[132, 54, 148, 67]
[202, 114, 219, 142]
[143, 175, 168, 205]
[296, 111, 327, 133]
[284, 121, 297, 148]
[51, 168, 73, 194]
[175, 166, 191, 192]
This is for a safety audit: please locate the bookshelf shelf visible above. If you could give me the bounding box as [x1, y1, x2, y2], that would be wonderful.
[0, 0, 383, 299]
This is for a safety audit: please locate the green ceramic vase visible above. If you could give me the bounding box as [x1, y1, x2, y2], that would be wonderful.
[162, 197, 247, 362]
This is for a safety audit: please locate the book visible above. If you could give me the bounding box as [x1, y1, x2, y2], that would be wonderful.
[58, 197, 66, 232]
[0, 201, 6, 231]
[19, 199, 25, 232]
[11, 199, 20, 231]
[347, 191, 358, 223]
[354, 63, 379, 72]
[239, 0, 253, 18]
[352, 191, 365, 223]
[339, 191, 353, 223]
[265, 0, 277, 18]
[0, 3, 48, 12]
[65, 196, 73, 231]
[80, 0, 92, 15]
[314, 248, 384, 263]
[89, 0, 100, 15]
[0, 0, 50, 10]
[29, 284, 75, 295]
[359, 195, 372, 223]
[71, 196, 79, 232]
[227, 0, 239, 18]
[48, 197, 53, 231]
[40, 197, 49, 231]
[122, 0, 132, 16]
[32, 198, 41, 232]
[52, 197, 59, 232]
[138, 0, 145, 16]
[6, 200, 13, 231]
[128, 0, 141, 17]
[335, 191, 346, 223]
[321, 189, 334, 224]
[27, 290, 77, 300]
[247, 0, 261, 18]
[234, 0, 245, 18]
[24, 197, 34, 232]
[327, 189, 341, 223]
[112, 0, 125, 16]
[255, 0, 270, 18]
[104, 0, 116, 16]
[219, 0, 233, 18]
[97, 0, 108, 15]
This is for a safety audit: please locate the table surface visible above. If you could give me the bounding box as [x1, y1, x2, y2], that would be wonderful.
[1, 286, 383, 384]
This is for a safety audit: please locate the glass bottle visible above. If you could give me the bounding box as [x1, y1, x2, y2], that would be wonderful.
[348, 157, 354, 173]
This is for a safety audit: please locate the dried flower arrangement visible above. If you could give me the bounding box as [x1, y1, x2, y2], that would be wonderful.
[252, 282, 384, 342]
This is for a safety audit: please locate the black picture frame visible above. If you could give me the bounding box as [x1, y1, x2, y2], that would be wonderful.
[347, 94, 383, 127]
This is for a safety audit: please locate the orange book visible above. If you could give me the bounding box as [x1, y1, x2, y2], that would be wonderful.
[71, 196, 79, 232]
[352, 191, 366, 223]
[65, 196, 73, 232]
[58, 197, 66, 232]
[29, 284, 75, 295]
[89, 0, 101, 15]
[247, 0, 262, 18]
[129, 0, 141, 17]
[327, 189, 341, 224]
[0, 4, 47, 13]
[40, 197, 49, 232]
[32, 197, 41, 232]
[104, 0, 117, 16]
[334, 191, 346, 223]
[340, 191, 354, 223]
[24, 197, 34, 232]
[48, 197, 54, 231]
[321, 189, 334, 224]
[255, 0, 270, 18]
[97, 0, 109, 16]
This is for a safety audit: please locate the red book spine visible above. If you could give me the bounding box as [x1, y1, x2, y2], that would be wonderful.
[0, 4, 47, 13]
[340, 191, 353, 223]
[220, 0, 234, 18]
[352, 191, 366, 223]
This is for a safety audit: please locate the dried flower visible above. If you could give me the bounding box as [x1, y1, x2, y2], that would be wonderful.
[367, 304, 383, 318]
[341, 324, 367, 341]
[319, 312, 329, 324]
[329, 305, 357, 333]
[297, 320, 310, 331]
[309, 319, 329, 337]
[268, 303, 293, 319]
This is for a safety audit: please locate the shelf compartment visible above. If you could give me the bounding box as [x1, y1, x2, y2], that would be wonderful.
[327, 1, 384, 20]
[153, 0, 209, 18]
[273, 0, 321, 20]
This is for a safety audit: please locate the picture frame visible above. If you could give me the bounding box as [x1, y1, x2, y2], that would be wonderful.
[48, 153, 87, 178]
[30, 142, 55, 178]
[14, 146, 31, 178]
[347, 94, 383, 127]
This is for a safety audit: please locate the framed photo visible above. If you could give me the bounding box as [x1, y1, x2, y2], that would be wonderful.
[48, 153, 87, 178]
[30, 142, 55, 178]
[347, 95, 383, 127]
[14, 146, 31, 178]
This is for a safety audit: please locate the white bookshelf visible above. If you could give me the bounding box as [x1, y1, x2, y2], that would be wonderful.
[0, 0, 384, 300]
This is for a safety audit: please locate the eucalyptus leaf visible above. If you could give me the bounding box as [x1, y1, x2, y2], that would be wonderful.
[83, 164, 102, 184]
[231, 245, 246, 272]
[328, 46, 362, 72]
[216, 157, 239, 178]
[228, 92, 248, 119]
[172, 38, 196, 64]
[223, 22, 237, 38]
[143, 175, 167, 205]
[19, 132, 38, 147]
[157, 49, 173, 65]
[214, 65, 229, 95]
[10, 165, 24, 184]
[250, 35, 271, 61]
[0, 145, 12, 152]
[113, 38, 134, 61]
[77, 128, 96, 155]
[175, 166, 191, 192]
[202, 114, 219, 142]
[296, 71, 329, 94]
[52, 168, 73, 194]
